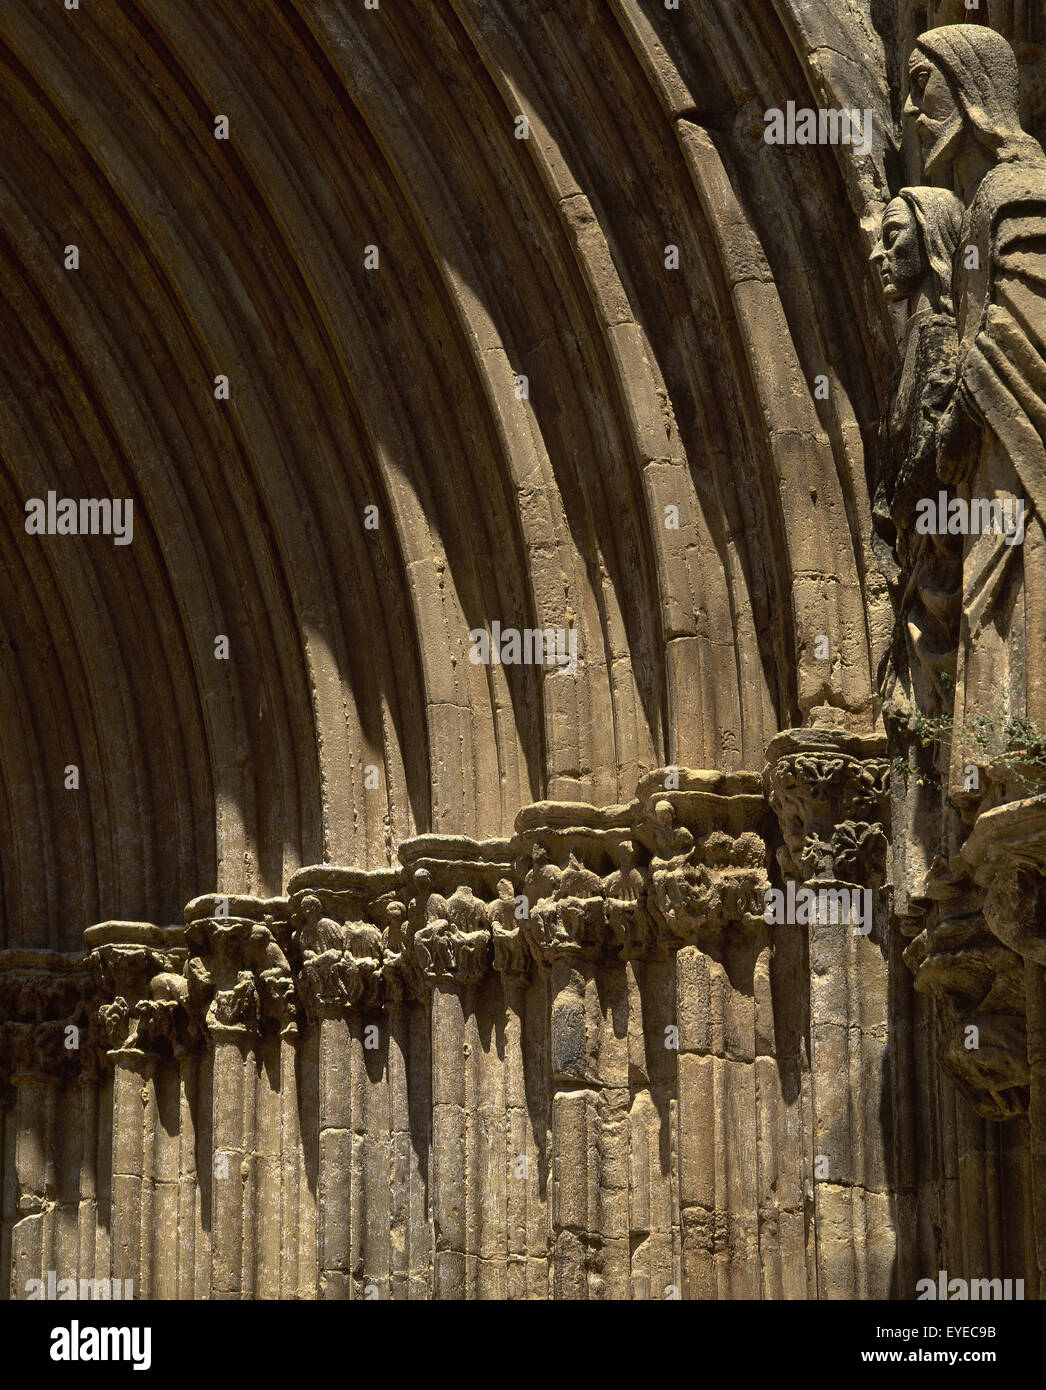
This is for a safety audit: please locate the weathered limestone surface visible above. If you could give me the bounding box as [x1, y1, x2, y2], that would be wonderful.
[3, 1, 1046, 1299]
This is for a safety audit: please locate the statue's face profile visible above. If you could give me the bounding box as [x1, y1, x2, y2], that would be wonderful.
[905, 50, 964, 178]
[871, 199, 923, 303]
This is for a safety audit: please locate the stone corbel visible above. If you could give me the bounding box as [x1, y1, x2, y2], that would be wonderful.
[959, 795, 1046, 1116]
[962, 795, 1046, 968]
[902, 850, 1030, 1123]
[962, 792, 1046, 1283]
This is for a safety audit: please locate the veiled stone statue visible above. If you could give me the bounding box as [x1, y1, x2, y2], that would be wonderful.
[872, 186, 964, 913]
[907, 25, 1046, 806]
[872, 187, 964, 708]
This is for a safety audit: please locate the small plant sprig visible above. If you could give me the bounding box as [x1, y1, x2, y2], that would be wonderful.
[884, 695, 1046, 796]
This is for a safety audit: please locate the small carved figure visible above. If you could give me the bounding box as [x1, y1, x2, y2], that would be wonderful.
[555, 850, 604, 901]
[381, 898, 416, 1000]
[649, 800, 695, 861]
[491, 877, 529, 979]
[603, 840, 644, 901]
[298, 894, 346, 957]
[522, 844, 562, 907]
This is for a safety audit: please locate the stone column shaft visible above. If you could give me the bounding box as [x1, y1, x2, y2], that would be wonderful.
[316, 1011, 352, 1298]
[109, 1049, 155, 1291]
[431, 981, 468, 1297]
[209, 1034, 252, 1297]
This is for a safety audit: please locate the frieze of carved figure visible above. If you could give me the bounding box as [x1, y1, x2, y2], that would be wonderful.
[298, 894, 347, 956]
[407, 867, 449, 939]
[245, 919, 297, 1035]
[648, 798, 696, 861]
[210, 971, 259, 1034]
[0, 956, 98, 1092]
[295, 893, 348, 1019]
[605, 897, 658, 961]
[641, 800, 702, 945]
[293, 893, 380, 1018]
[699, 830, 772, 927]
[518, 841, 612, 964]
[119, 968, 197, 1059]
[647, 822, 769, 946]
[906, 26, 1046, 808]
[403, 867, 448, 992]
[411, 883, 490, 986]
[182, 903, 299, 1039]
[296, 951, 351, 1021]
[0, 1017, 85, 1092]
[341, 916, 386, 1008]
[598, 839, 656, 960]
[0, 959, 87, 1029]
[635, 802, 740, 945]
[555, 851, 604, 902]
[525, 894, 607, 964]
[602, 840, 644, 903]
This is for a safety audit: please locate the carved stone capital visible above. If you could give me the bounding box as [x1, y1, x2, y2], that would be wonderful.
[514, 801, 666, 964]
[294, 917, 385, 1021]
[409, 885, 491, 987]
[631, 775, 770, 948]
[523, 894, 611, 965]
[0, 951, 93, 1094]
[1, 1019, 82, 1090]
[764, 720, 889, 888]
[397, 839, 511, 989]
[183, 898, 295, 1040]
[85, 924, 190, 1062]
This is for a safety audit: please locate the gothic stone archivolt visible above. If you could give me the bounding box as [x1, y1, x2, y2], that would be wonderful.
[3, 3, 1046, 1301]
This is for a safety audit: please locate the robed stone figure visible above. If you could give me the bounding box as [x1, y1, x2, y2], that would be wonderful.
[871, 187, 964, 912]
[906, 25, 1046, 806]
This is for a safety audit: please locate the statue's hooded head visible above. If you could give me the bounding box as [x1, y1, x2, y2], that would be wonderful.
[872, 187, 964, 314]
[907, 25, 1041, 179]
